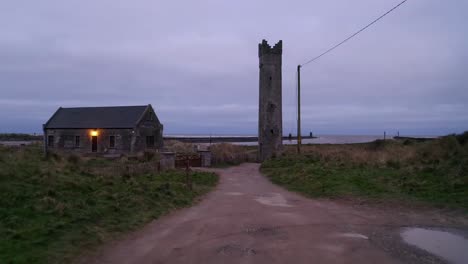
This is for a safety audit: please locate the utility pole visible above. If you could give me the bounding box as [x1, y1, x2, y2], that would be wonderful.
[297, 65, 302, 154]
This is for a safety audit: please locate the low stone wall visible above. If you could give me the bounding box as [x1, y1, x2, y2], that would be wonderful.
[198, 150, 211, 167]
[159, 152, 175, 170]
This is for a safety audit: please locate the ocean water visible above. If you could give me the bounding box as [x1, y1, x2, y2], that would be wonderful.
[235, 135, 388, 146]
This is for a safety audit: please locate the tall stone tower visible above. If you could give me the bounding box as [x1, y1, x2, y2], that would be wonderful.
[258, 39, 283, 161]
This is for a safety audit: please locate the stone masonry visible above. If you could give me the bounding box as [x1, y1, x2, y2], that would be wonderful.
[258, 39, 283, 161]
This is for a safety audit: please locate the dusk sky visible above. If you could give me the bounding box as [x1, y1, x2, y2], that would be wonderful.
[1, 0, 467, 135]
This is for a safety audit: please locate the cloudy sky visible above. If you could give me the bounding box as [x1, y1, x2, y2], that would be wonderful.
[0, 0, 467, 135]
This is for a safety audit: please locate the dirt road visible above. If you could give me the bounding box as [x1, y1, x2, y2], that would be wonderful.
[79, 163, 466, 264]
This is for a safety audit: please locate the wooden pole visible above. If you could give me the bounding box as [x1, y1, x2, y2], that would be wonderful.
[297, 65, 302, 154]
[185, 155, 192, 191]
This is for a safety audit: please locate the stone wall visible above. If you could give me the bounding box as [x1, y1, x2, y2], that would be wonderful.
[159, 152, 175, 170]
[258, 39, 283, 161]
[45, 128, 132, 155]
[45, 126, 163, 155]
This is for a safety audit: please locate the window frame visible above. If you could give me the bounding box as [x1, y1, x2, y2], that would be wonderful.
[75, 135, 80, 148]
[47, 135, 54, 147]
[146, 135, 155, 148]
[109, 135, 116, 148]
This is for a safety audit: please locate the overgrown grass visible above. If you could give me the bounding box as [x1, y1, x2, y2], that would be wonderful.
[261, 134, 468, 210]
[0, 144, 218, 264]
[209, 143, 257, 167]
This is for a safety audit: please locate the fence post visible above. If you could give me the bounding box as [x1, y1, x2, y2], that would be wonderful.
[185, 155, 192, 191]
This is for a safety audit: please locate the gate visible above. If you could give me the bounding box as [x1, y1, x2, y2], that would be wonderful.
[175, 153, 202, 168]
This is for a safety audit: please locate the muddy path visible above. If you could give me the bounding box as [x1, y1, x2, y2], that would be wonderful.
[77, 163, 467, 264]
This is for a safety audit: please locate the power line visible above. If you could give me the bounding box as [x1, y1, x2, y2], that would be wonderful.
[301, 0, 408, 67]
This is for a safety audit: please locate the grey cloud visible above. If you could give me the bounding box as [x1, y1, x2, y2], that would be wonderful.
[0, 0, 467, 135]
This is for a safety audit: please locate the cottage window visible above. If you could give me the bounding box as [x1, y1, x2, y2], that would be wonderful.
[109, 136, 115, 148]
[75, 136, 80, 147]
[146, 136, 155, 148]
[48, 135, 54, 147]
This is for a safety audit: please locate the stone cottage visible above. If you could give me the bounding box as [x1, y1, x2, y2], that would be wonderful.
[43, 105, 163, 155]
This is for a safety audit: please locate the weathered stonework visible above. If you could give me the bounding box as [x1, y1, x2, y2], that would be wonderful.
[258, 39, 283, 161]
[43, 105, 163, 156]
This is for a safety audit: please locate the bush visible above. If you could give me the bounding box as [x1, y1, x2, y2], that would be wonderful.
[209, 143, 255, 166]
[163, 140, 195, 153]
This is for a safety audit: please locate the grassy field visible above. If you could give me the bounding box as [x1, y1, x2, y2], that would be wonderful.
[0, 144, 218, 264]
[261, 133, 468, 210]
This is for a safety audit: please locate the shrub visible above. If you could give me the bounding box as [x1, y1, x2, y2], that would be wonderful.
[209, 143, 255, 166]
[163, 140, 195, 153]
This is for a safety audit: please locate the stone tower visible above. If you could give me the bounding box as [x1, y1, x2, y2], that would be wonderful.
[258, 39, 283, 161]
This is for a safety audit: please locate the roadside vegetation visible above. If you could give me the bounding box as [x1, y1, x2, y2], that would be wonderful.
[0, 144, 218, 264]
[164, 140, 257, 167]
[261, 132, 468, 210]
[209, 143, 257, 167]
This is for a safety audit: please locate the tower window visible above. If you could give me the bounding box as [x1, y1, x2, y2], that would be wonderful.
[109, 136, 115, 148]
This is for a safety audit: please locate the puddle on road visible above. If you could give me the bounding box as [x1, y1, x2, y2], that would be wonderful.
[225, 192, 244, 196]
[401, 228, 468, 264]
[338, 233, 368, 239]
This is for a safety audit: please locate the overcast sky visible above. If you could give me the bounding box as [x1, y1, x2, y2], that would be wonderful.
[0, 0, 467, 135]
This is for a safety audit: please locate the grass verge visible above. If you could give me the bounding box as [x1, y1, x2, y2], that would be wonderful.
[0, 144, 218, 264]
[261, 134, 468, 210]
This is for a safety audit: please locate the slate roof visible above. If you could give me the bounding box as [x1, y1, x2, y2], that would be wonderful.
[44, 105, 150, 129]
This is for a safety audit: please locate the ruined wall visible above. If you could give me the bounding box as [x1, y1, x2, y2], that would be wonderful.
[258, 39, 283, 161]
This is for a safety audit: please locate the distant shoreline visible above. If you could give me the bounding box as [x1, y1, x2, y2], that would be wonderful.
[163, 135, 316, 143]
[0, 134, 439, 146]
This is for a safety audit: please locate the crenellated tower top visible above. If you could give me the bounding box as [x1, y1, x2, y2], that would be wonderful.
[258, 39, 282, 57]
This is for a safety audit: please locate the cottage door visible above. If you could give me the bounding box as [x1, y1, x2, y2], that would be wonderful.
[91, 136, 97, 152]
